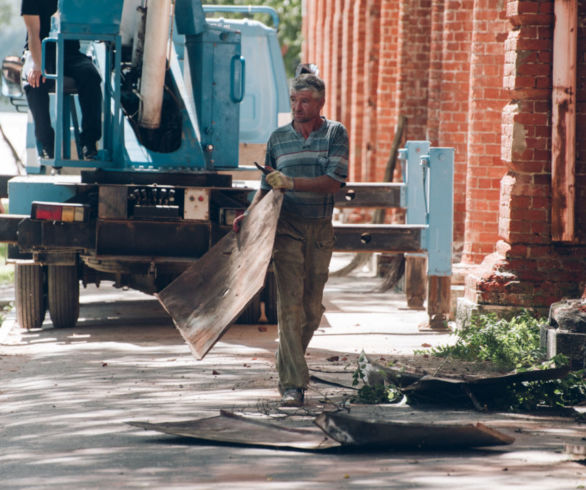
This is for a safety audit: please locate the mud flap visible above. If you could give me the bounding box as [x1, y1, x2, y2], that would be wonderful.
[157, 190, 283, 359]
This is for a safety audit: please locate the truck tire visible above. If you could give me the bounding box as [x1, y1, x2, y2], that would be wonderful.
[47, 265, 80, 329]
[15, 264, 47, 330]
[262, 269, 278, 324]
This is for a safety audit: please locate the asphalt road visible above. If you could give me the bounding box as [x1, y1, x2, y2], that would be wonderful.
[0, 276, 584, 489]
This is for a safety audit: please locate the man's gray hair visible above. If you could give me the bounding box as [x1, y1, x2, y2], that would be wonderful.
[290, 74, 326, 100]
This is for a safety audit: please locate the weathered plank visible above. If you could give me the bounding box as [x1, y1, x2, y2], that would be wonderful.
[405, 253, 426, 309]
[157, 191, 283, 359]
[334, 183, 403, 208]
[333, 224, 424, 252]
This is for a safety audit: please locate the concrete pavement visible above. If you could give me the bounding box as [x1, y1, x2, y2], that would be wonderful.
[0, 258, 584, 489]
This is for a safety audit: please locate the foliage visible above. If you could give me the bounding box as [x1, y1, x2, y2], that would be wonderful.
[203, 0, 302, 77]
[419, 312, 586, 411]
[426, 310, 545, 371]
[500, 364, 585, 411]
[351, 352, 402, 404]
[0, 241, 14, 285]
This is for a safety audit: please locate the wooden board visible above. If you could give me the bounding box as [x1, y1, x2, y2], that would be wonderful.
[157, 191, 283, 359]
[314, 412, 514, 449]
[130, 410, 340, 451]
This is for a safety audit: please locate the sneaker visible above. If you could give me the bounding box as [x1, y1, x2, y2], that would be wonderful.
[280, 388, 305, 407]
[82, 143, 98, 160]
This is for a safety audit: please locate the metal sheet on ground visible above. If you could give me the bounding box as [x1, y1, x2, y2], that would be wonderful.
[130, 410, 340, 451]
[157, 191, 283, 359]
[314, 412, 515, 449]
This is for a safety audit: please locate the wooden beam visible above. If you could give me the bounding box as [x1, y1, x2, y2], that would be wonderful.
[333, 224, 424, 252]
[405, 253, 426, 309]
[334, 183, 403, 208]
[551, 0, 577, 242]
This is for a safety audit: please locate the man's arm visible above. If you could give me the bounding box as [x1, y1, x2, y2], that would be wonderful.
[23, 14, 44, 88]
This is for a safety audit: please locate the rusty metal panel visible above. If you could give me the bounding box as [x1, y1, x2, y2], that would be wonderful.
[333, 224, 423, 252]
[314, 412, 514, 449]
[334, 183, 403, 208]
[0, 214, 26, 243]
[18, 219, 93, 250]
[157, 191, 283, 359]
[96, 220, 212, 257]
[131, 410, 514, 451]
[131, 410, 339, 451]
[98, 185, 128, 219]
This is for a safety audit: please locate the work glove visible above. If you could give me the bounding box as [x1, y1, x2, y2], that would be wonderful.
[266, 171, 294, 190]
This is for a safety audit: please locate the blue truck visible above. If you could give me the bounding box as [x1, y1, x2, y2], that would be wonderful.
[0, 0, 290, 329]
[0, 0, 455, 333]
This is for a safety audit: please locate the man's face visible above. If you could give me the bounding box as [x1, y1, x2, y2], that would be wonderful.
[290, 89, 324, 124]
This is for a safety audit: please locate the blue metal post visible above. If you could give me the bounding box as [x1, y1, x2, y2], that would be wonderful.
[404, 141, 430, 227]
[426, 147, 454, 276]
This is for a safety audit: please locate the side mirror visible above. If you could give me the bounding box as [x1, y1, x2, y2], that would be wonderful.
[2, 55, 23, 97]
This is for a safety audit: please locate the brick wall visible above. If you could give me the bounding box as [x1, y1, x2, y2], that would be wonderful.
[302, 0, 586, 307]
[434, 1, 474, 256]
[462, 1, 509, 263]
[464, 0, 586, 306]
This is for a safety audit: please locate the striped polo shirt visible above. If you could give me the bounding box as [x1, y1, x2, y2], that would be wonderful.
[261, 118, 349, 219]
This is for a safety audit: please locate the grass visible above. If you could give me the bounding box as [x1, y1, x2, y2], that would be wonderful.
[0, 198, 14, 286]
[0, 242, 14, 285]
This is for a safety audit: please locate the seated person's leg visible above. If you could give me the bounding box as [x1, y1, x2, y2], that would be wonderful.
[23, 81, 55, 158]
[65, 53, 102, 159]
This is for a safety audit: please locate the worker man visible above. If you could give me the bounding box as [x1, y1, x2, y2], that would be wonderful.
[21, 0, 102, 160]
[235, 73, 349, 406]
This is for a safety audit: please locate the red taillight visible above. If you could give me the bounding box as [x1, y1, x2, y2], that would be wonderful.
[34, 204, 62, 221]
[31, 202, 87, 222]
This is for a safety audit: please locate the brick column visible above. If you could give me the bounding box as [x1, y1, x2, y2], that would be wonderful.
[462, 0, 509, 264]
[436, 1, 474, 254]
[315, 0, 327, 76]
[426, 0, 445, 146]
[322, 0, 335, 117]
[396, 0, 432, 140]
[349, 0, 368, 181]
[373, 0, 401, 181]
[465, 0, 586, 309]
[360, 0, 382, 181]
[340, 0, 354, 129]
[330, 0, 344, 121]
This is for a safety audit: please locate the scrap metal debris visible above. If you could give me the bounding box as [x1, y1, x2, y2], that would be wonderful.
[314, 412, 514, 449]
[130, 409, 514, 451]
[130, 410, 338, 451]
[359, 355, 571, 411]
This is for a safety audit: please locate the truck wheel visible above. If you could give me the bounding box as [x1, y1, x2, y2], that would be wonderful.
[237, 292, 261, 324]
[262, 269, 278, 324]
[47, 265, 80, 329]
[15, 264, 47, 329]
